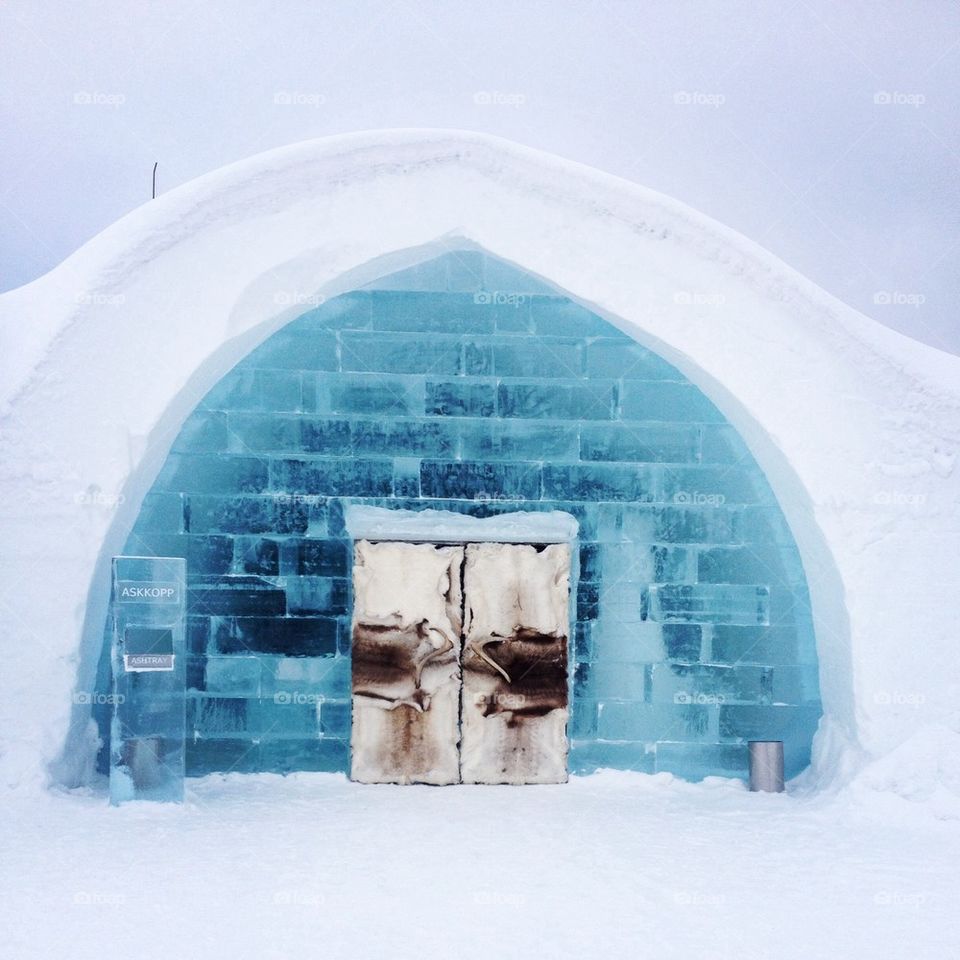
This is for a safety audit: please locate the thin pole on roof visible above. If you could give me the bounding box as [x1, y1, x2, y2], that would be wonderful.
[152, 162, 158, 200]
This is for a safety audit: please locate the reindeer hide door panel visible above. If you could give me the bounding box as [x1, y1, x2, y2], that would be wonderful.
[350, 540, 464, 784]
[460, 543, 570, 784]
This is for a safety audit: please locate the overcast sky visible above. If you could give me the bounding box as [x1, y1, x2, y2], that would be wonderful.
[2, 0, 958, 353]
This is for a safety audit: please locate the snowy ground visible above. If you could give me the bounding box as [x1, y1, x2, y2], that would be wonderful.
[2, 772, 958, 959]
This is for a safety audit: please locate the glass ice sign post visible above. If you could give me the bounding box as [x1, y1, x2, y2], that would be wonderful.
[109, 556, 186, 804]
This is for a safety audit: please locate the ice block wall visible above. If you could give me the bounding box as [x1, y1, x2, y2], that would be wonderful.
[92, 251, 821, 782]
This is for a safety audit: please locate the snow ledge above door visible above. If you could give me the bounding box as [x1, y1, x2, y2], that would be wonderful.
[344, 506, 579, 544]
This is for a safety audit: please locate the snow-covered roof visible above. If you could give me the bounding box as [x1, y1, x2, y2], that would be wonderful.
[1, 129, 958, 795]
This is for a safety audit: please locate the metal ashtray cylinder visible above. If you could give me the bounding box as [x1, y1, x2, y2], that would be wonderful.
[748, 740, 785, 792]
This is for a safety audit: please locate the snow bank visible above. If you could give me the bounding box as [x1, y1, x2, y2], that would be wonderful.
[345, 505, 578, 543]
[1, 129, 958, 795]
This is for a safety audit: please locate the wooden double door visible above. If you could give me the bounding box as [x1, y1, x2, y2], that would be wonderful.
[350, 540, 570, 784]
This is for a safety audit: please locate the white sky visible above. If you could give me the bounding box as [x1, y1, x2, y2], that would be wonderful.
[2, 0, 958, 353]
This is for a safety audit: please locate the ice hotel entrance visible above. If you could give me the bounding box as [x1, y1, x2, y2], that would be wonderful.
[93, 248, 822, 791]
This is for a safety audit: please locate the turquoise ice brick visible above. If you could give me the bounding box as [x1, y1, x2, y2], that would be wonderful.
[459, 419, 579, 461]
[187, 695, 252, 738]
[463, 341, 493, 375]
[584, 339, 680, 379]
[620, 381, 725, 423]
[649, 663, 773, 706]
[484, 298, 534, 334]
[529, 297, 618, 337]
[284, 578, 349, 616]
[654, 742, 749, 781]
[259, 738, 348, 773]
[254, 694, 320, 738]
[580, 422, 700, 463]
[652, 506, 745, 545]
[269, 457, 394, 497]
[319, 700, 351, 738]
[697, 546, 788, 585]
[491, 338, 584, 378]
[482, 256, 558, 297]
[264, 655, 350, 699]
[589, 622, 663, 662]
[245, 329, 338, 371]
[662, 623, 702, 661]
[661, 466, 773, 506]
[234, 537, 280, 577]
[201, 370, 302, 413]
[340, 331, 464, 375]
[155, 455, 269, 495]
[648, 584, 770, 625]
[204, 656, 261, 696]
[711, 624, 801, 666]
[575, 662, 650, 700]
[700, 424, 752, 464]
[135, 493, 185, 533]
[570, 700, 598, 738]
[499, 381, 616, 420]
[370, 290, 494, 334]
[543, 463, 656, 502]
[771, 664, 821, 705]
[574, 621, 594, 661]
[300, 416, 458, 458]
[569, 740, 656, 774]
[185, 738, 260, 775]
[597, 702, 711, 741]
[291, 292, 372, 331]
[393, 457, 421, 498]
[420, 460, 542, 501]
[171, 411, 229, 453]
[325, 374, 424, 416]
[426, 379, 496, 417]
[226, 413, 301, 453]
[188, 495, 311, 536]
[740, 508, 798, 548]
[442, 251, 486, 292]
